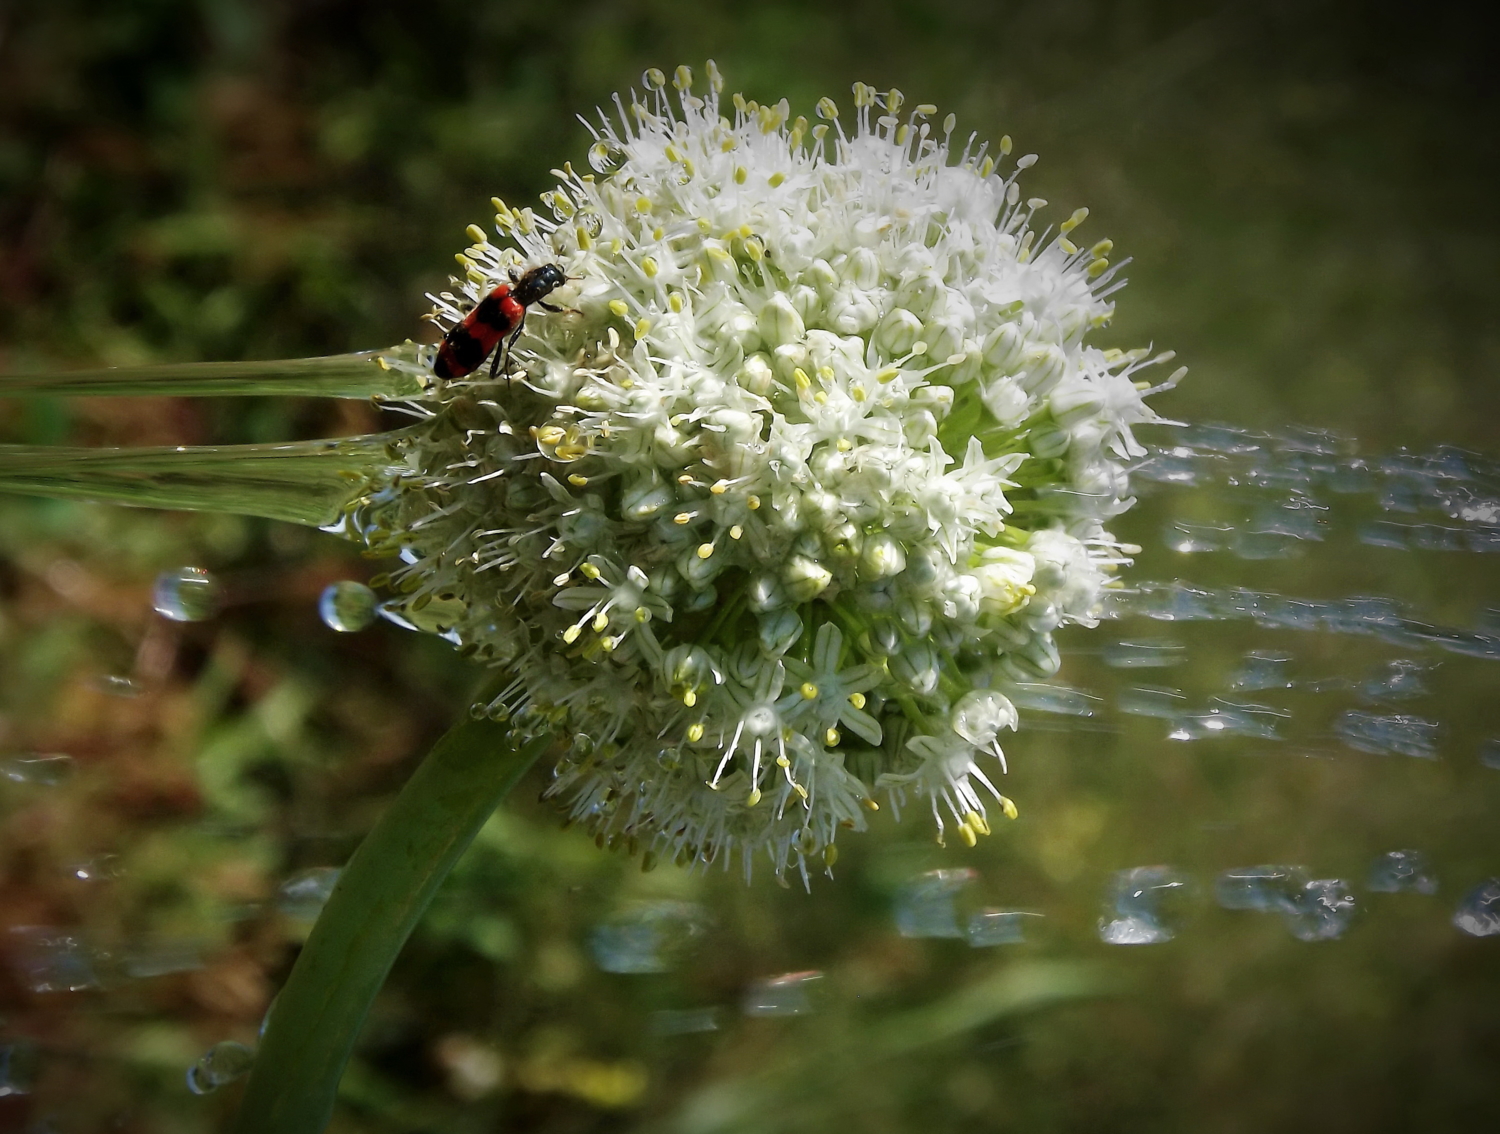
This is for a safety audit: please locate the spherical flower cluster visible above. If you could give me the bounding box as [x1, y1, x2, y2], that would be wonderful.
[355, 64, 1179, 881]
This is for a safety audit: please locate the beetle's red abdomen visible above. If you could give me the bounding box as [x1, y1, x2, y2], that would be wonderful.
[433, 284, 525, 379]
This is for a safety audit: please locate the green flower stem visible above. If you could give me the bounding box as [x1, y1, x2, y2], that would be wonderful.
[0, 433, 403, 526]
[0, 347, 427, 399]
[232, 715, 551, 1134]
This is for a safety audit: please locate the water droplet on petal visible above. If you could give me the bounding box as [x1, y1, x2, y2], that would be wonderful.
[1283, 879, 1357, 941]
[1, 753, 74, 786]
[7, 927, 101, 992]
[966, 909, 1040, 947]
[1102, 639, 1187, 668]
[1098, 866, 1188, 945]
[894, 868, 975, 939]
[152, 566, 221, 622]
[319, 581, 379, 632]
[742, 970, 822, 1017]
[185, 1040, 255, 1095]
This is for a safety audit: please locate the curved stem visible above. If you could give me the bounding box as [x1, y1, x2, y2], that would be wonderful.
[0, 432, 407, 527]
[0, 346, 430, 399]
[232, 716, 551, 1134]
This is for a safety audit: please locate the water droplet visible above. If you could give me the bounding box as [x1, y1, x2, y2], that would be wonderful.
[7, 927, 100, 992]
[966, 909, 1040, 947]
[743, 970, 822, 1017]
[649, 1007, 720, 1035]
[121, 938, 204, 979]
[1283, 879, 1357, 941]
[1166, 699, 1285, 742]
[1232, 529, 1304, 559]
[1, 753, 74, 786]
[1367, 850, 1438, 895]
[1118, 685, 1187, 718]
[152, 566, 221, 622]
[1335, 711, 1439, 759]
[893, 868, 975, 939]
[318, 581, 378, 632]
[1453, 879, 1500, 937]
[1098, 866, 1188, 945]
[68, 853, 121, 882]
[1005, 683, 1101, 717]
[1228, 651, 1295, 691]
[185, 1040, 255, 1095]
[1103, 639, 1187, 668]
[1480, 738, 1500, 770]
[589, 901, 708, 973]
[1163, 521, 1231, 553]
[1358, 659, 1433, 702]
[275, 867, 341, 921]
[1214, 865, 1308, 913]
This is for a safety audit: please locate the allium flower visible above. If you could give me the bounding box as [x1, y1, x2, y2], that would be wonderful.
[353, 63, 1180, 881]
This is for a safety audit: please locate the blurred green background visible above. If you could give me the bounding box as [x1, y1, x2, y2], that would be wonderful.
[2, 1, 1497, 1131]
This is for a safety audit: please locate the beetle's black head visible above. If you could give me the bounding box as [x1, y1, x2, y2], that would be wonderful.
[513, 263, 567, 306]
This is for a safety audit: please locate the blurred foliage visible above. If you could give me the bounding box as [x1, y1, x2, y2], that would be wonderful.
[2, 1, 1498, 1132]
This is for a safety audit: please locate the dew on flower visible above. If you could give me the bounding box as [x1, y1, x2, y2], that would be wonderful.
[186, 1040, 255, 1095]
[1357, 658, 1434, 702]
[1163, 520, 1232, 553]
[1214, 866, 1308, 914]
[1117, 685, 1188, 718]
[893, 868, 976, 939]
[1227, 650, 1295, 692]
[1452, 879, 1500, 937]
[966, 908, 1041, 947]
[318, 580, 379, 632]
[1165, 699, 1286, 742]
[1098, 866, 1188, 945]
[340, 66, 1173, 878]
[742, 970, 823, 1017]
[1282, 879, 1357, 942]
[275, 867, 342, 921]
[1102, 639, 1188, 668]
[1367, 850, 1438, 895]
[152, 565, 221, 622]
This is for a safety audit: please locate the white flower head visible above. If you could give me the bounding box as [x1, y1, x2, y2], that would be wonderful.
[353, 64, 1176, 881]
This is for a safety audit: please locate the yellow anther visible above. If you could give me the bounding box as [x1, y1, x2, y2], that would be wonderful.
[568, 474, 589, 487]
[775, 755, 790, 768]
[562, 625, 582, 644]
[634, 318, 653, 338]
[979, 156, 995, 178]
[608, 299, 629, 317]
[747, 787, 762, 807]
[744, 237, 764, 261]
[1090, 238, 1114, 257]
[813, 391, 828, 405]
[634, 607, 650, 622]
[800, 682, 819, 700]
[877, 367, 899, 383]
[592, 612, 609, 632]
[696, 543, 714, 559]
[793, 783, 808, 800]
[965, 811, 991, 837]
[732, 92, 748, 113]
[721, 136, 737, 153]
[729, 525, 744, 540]
[768, 171, 786, 187]
[816, 96, 839, 120]
[848, 692, 865, 710]
[490, 196, 506, 213]
[1000, 134, 1013, 155]
[1000, 796, 1019, 820]
[677, 473, 694, 485]
[454, 252, 472, 267]
[686, 722, 704, 742]
[851, 385, 867, 401]
[641, 256, 659, 278]
[793, 367, 811, 390]
[1087, 258, 1109, 278]
[576, 226, 592, 251]
[669, 292, 684, 313]
[1058, 238, 1078, 256]
[682, 689, 697, 707]
[823, 844, 839, 867]
[673, 512, 693, 525]
[886, 88, 904, 113]
[825, 728, 840, 746]
[580, 563, 601, 580]
[536, 425, 566, 445]
[896, 124, 909, 145]
[747, 495, 761, 510]
[734, 165, 747, 185]
[738, 224, 754, 239]
[674, 64, 693, 90]
[710, 479, 729, 494]
[644, 68, 665, 89]
[862, 798, 880, 811]
[552, 572, 570, 586]
[836, 437, 852, 451]
[376, 356, 391, 370]
[916, 103, 937, 116]
[465, 223, 487, 243]
[1060, 206, 1089, 232]
[958, 823, 978, 848]
[635, 196, 652, 214]
[652, 225, 664, 240]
